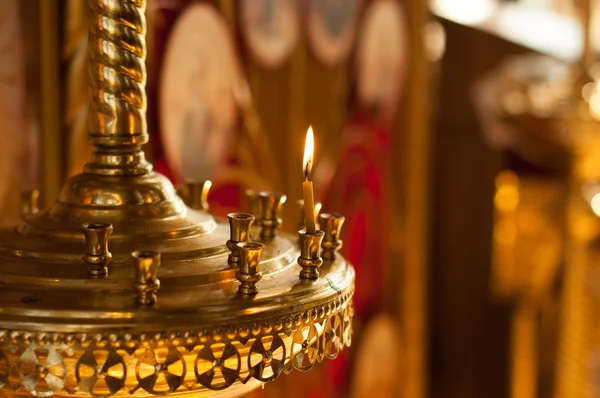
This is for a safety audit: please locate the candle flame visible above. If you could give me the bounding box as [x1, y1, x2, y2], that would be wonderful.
[303, 127, 314, 180]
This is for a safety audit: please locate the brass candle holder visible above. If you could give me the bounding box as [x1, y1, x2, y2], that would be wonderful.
[246, 189, 261, 217]
[21, 189, 39, 217]
[82, 222, 113, 276]
[227, 212, 255, 266]
[236, 241, 265, 295]
[0, 1, 355, 396]
[320, 213, 345, 260]
[132, 250, 161, 305]
[258, 191, 286, 238]
[298, 229, 325, 279]
[178, 180, 212, 211]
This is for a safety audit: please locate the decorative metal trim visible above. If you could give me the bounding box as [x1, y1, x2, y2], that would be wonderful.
[0, 291, 353, 396]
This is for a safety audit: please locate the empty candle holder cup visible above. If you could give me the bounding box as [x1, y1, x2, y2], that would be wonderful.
[132, 251, 161, 305]
[236, 241, 265, 295]
[227, 213, 255, 266]
[21, 189, 39, 217]
[258, 192, 287, 238]
[246, 189, 261, 217]
[320, 213, 345, 260]
[82, 222, 113, 276]
[179, 180, 212, 211]
[258, 192, 286, 238]
[298, 229, 325, 280]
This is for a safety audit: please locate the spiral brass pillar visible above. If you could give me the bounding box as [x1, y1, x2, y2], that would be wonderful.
[0, 1, 355, 396]
[86, 0, 151, 176]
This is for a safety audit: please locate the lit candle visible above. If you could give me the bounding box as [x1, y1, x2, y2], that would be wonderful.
[302, 127, 317, 234]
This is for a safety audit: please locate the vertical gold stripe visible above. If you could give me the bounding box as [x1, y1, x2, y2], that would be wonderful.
[39, 0, 62, 207]
[511, 301, 538, 398]
[402, 0, 431, 397]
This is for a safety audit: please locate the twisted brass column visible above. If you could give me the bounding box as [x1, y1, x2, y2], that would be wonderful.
[85, 0, 151, 176]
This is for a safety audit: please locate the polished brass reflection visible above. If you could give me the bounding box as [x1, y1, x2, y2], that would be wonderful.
[132, 250, 161, 305]
[179, 180, 212, 211]
[298, 230, 325, 279]
[320, 213, 345, 260]
[21, 189, 39, 217]
[227, 213, 255, 266]
[82, 222, 113, 275]
[258, 192, 286, 238]
[0, 0, 355, 396]
[236, 241, 264, 295]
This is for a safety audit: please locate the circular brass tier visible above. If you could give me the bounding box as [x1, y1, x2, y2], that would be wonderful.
[0, 172, 355, 397]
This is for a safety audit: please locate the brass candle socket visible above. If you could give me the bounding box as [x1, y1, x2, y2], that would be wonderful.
[236, 241, 264, 295]
[82, 222, 113, 276]
[21, 189, 39, 217]
[319, 213, 345, 260]
[297, 199, 323, 231]
[178, 180, 212, 211]
[132, 250, 161, 305]
[298, 230, 325, 280]
[258, 192, 287, 238]
[227, 212, 255, 266]
[246, 189, 261, 217]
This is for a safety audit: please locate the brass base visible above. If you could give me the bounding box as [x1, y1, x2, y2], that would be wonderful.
[0, 171, 355, 397]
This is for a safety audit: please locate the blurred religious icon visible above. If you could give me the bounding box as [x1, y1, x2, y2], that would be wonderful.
[0, 0, 30, 226]
[306, 0, 362, 66]
[160, 3, 238, 184]
[159, 2, 280, 216]
[65, 0, 91, 177]
[355, 0, 408, 128]
[239, 0, 299, 69]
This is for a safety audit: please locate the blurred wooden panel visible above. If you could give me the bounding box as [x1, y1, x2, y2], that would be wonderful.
[429, 18, 533, 398]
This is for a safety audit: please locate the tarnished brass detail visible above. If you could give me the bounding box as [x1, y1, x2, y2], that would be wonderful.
[82, 222, 113, 275]
[227, 213, 255, 266]
[236, 241, 264, 295]
[298, 230, 325, 279]
[132, 250, 161, 305]
[297, 199, 322, 231]
[320, 213, 345, 260]
[179, 180, 212, 211]
[20, 190, 39, 217]
[258, 192, 286, 238]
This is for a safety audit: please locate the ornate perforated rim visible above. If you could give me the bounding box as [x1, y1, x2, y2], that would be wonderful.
[0, 290, 353, 397]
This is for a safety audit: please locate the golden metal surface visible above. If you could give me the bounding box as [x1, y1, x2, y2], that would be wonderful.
[319, 213, 345, 261]
[0, 0, 355, 396]
[245, 190, 260, 218]
[82, 222, 113, 276]
[257, 192, 286, 238]
[235, 242, 264, 295]
[132, 251, 161, 305]
[178, 181, 212, 211]
[20, 191, 39, 218]
[226, 213, 255, 266]
[298, 230, 325, 280]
